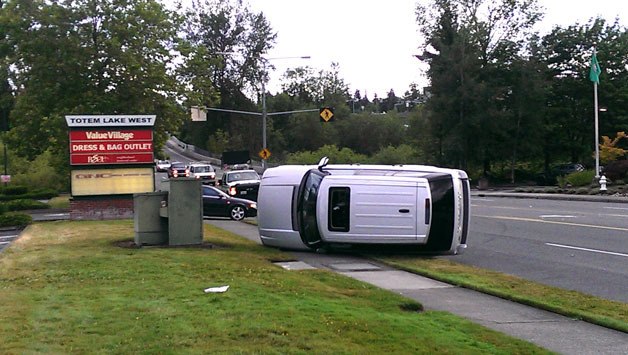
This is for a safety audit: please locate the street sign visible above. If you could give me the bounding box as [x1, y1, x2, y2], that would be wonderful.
[319, 107, 334, 122]
[258, 148, 271, 160]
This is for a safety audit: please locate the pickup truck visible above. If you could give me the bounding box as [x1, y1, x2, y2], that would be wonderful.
[219, 169, 261, 201]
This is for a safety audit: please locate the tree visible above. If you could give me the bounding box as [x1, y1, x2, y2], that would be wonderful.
[2, 0, 184, 162]
[415, 0, 543, 172]
[178, 0, 277, 152]
[599, 131, 627, 164]
[540, 18, 628, 168]
[380, 89, 398, 112]
[280, 62, 350, 107]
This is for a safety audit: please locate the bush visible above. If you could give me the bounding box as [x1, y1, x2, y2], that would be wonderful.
[565, 170, 596, 187]
[0, 189, 58, 201]
[9, 150, 69, 192]
[371, 144, 423, 165]
[1, 185, 29, 195]
[576, 188, 590, 195]
[0, 212, 32, 228]
[26, 189, 58, 200]
[3, 199, 49, 211]
[286, 145, 368, 165]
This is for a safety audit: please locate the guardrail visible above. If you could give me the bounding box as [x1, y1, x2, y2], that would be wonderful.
[165, 136, 268, 173]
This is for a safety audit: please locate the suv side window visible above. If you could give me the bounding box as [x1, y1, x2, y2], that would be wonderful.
[328, 187, 350, 232]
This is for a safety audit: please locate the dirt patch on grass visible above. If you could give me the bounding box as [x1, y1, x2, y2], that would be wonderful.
[114, 240, 219, 249]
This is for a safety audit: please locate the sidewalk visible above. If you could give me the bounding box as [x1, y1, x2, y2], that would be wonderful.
[206, 218, 628, 355]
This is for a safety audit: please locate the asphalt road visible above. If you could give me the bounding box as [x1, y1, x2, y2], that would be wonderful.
[445, 196, 628, 303]
[0, 228, 22, 253]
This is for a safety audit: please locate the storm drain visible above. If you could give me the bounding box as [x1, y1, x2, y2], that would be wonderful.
[274, 261, 317, 271]
[327, 262, 382, 272]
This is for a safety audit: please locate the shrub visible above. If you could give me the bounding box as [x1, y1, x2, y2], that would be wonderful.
[0, 212, 32, 227]
[1, 185, 29, 195]
[9, 150, 69, 192]
[565, 170, 596, 187]
[286, 145, 368, 165]
[3, 199, 50, 211]
[26, 189, 58, 200]
[556, 176, 567, 188]
[576, 188, 589, 195]
[371, 144, 423, 165]
[0, 190, 58, 201]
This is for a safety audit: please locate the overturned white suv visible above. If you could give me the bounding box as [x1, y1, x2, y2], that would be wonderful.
[257, 158, 470, 255]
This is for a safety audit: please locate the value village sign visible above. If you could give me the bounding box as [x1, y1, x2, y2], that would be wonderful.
[66, 115, 156, 198]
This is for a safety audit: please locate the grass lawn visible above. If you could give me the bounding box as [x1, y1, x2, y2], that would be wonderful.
[0, 220, 550, 354]
[373, 256, 628, 333]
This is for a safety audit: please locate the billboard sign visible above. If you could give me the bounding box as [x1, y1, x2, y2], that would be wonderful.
[69, 129, 153, 166]
[65, 115, 156, 127]
[71, 168, 154, 196]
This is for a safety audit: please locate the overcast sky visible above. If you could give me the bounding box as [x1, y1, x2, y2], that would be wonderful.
[247, 0, 627, 98]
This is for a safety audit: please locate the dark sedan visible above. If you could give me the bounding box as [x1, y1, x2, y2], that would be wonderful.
[167, 161, 190, 178]
[202, 185, 257, 221]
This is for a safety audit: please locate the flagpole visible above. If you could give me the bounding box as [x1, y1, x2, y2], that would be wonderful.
[592, 47, 600, 178]
[594, 80, 600, 178]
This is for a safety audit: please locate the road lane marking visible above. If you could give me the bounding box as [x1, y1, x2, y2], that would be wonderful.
[0, 235, 18, 241]
[0, 241, 9, 245]
[473, 205, 628, 218]
[475, 215, 628, 232]
[539, 215, 576, 218]
[546, 243, 628, 258]
[604, 207, 628, 211]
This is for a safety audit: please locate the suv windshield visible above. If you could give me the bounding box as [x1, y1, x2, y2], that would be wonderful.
[297, 170, 325, 248]
[193, 165, 213, 173]
[226, 171, 259, 183]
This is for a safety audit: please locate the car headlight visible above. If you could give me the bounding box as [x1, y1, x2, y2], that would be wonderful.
[249, 203, 257, 209]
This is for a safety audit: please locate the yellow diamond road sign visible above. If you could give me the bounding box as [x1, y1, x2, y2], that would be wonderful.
[320, 108, 334, 122]
[259, 148, 271, 160]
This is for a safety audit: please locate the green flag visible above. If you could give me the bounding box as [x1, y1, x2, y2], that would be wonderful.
[589, 52, 601, 84]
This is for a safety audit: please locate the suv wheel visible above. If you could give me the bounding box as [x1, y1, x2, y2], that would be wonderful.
[229, 205, 246, 221]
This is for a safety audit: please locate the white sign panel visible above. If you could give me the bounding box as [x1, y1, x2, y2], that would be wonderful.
[65, 115, 156, 127]
[71, 167, 154, 196]
[191, 107, 207, 122]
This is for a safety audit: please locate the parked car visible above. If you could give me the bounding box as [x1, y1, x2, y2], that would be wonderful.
[202, 185, 257, 221]
[219, 169, 261, 201]
[167, 161, 190, 178]
[553, 163, 585, 176]
[536, 163, 585, 185]
[189, 163, 216, 185]
[155, 160, 171, 172]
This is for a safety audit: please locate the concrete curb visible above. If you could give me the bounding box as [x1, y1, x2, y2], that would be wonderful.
[472, 190, 628, 204]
